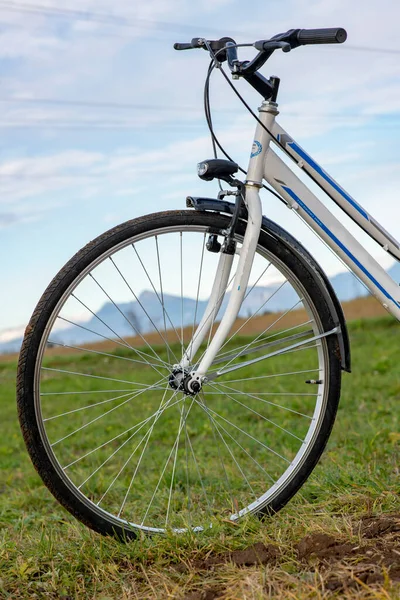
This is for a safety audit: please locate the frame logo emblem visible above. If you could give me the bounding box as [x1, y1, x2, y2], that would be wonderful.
[251, 140, 262, 157]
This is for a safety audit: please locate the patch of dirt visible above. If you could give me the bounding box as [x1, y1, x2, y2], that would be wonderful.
[174, 515, 400, 595]
[360, 513, 400, 538]
[325, 565, 400, 592]
[296, 514, 400, 592]
[297, 533, 357, 561]
[177, 542, 279, 573]
[222, 541, 279, 567]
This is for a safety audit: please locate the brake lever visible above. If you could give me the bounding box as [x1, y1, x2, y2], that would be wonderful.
[254, 40, 291, 53]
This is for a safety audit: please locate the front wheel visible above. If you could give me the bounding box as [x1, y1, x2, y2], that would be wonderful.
[17, 210, 341, 539]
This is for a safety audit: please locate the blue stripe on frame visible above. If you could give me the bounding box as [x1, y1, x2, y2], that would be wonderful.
[281, 185, 400, 309]
[276, 134, 369, 221]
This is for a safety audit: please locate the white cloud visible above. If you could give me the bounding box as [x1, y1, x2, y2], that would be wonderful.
[0, 150, 103, 177]
[2, 0, 400, 332]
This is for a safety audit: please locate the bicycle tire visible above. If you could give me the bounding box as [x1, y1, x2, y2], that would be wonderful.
[17, 209, 341, 539]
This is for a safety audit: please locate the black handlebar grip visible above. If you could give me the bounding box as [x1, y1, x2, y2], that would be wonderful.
[297, 27, 347, 45]
[174, 42, 195, 50]
[174, 38, 203, 50]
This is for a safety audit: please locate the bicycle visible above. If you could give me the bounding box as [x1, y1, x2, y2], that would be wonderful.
[16, 27, 400, 540]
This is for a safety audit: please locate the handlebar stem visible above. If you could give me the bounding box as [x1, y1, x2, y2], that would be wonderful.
[225, 41, 239, 68]
[241, 71, 275, 100]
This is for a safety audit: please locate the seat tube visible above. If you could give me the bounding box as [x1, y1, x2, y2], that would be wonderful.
[190, 102, 277, 380]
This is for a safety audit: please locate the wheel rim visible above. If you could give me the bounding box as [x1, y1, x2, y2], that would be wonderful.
[33, 221, 330, 534]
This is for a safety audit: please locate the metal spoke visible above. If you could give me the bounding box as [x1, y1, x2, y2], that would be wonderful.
[207, 328, 337, 380]
[242, 261, 272, 302]
[185, 422, 213, 519]
[191, 269, 237, 367]
[140, 398, 196, 527]
[214, 320, 313, 362]
[191, 233, 206, 351]
[198, 393, 256, 498]
[208, 382, 304, 441]
[92, 425, 157, 502]
[87, 273, 170, 369]
[286, 344, 319, 354]
[216, 298, 304, 366]
[51, 376, 167, 447]
[44, 390, 145, 421]
[184, 402, 191, 524]
[155, 235, 172, 365]
[211, 329, 313, 369]
[109, 255, 180, 364]
[97, 387, 178, 508]
[198, 391, 235, 509]
[132, 242, 182, 347]
[117, 386, 182, 518]
[216, 280, 290, 355]
[63, 394, 185, 469]
[46, 340, 167, 369]
[70, 292, 167, 368]
[196, 404, 291, 464]
[180, 231, 185, 359]
[224, 369, 319, 384]
[251, 320, 313, 345]
[165, 405, 184, 527]
[204, 390, 319, 398]
[42, 366, 164, 387]
[63, 295, 167, 378]
[198, 397, 276, 483]
[57, 315, 166, 365]
[79, 387, 172, 493]
[41, 389, 154, 396]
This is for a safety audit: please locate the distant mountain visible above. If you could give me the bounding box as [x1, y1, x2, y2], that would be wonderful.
[47, 285, 299, 349]
[2, 262, 399, 355]
[330, 261, 400, 301]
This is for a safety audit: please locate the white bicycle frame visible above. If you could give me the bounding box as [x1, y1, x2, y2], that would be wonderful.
[182, 100, 400, 384]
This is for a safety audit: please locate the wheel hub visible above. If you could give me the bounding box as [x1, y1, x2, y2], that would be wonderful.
[168, 367, 202, 396]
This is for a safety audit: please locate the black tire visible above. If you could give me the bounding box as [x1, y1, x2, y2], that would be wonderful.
[17, 210, 342, 540]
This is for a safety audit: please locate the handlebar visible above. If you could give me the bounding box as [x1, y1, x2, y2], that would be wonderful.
[174, 28, 347, 100]
[174, 27, 347, 56]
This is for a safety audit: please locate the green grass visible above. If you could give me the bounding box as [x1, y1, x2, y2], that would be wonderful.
[1, 316, 399, 598]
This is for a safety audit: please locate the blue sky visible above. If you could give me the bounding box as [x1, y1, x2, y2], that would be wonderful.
[1, 0, 400, 338]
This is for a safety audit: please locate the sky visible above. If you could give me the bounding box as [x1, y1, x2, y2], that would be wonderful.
[1, 0, 400, 337]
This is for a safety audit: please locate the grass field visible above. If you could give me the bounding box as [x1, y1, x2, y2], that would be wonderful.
[1, 313, 399, 599]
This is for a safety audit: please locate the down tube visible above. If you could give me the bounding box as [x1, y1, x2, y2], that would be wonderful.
[271, 121, 400, 261]
[264, 148, 400, 321]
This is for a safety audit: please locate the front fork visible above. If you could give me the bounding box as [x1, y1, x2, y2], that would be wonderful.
[179, 101, 277, 390]
[180, 185, 263, 387]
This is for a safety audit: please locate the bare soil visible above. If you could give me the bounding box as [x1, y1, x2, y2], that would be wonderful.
[177, 542, 280, 573]
[297, 514, 400, 592]
[179, 514, 400, 596]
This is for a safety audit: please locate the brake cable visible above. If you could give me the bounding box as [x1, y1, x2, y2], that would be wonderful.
[202, 42, 288, 205]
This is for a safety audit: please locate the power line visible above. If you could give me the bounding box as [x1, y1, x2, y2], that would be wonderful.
[0, 0, 399, 54]
[0, 122, 208, 129]
[337, 44, 400, 55]
[0, 0, 247, 34]
[0, 96, 205, 112]
[1, 121, 400, 131]
[0, 97, 399, 120]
